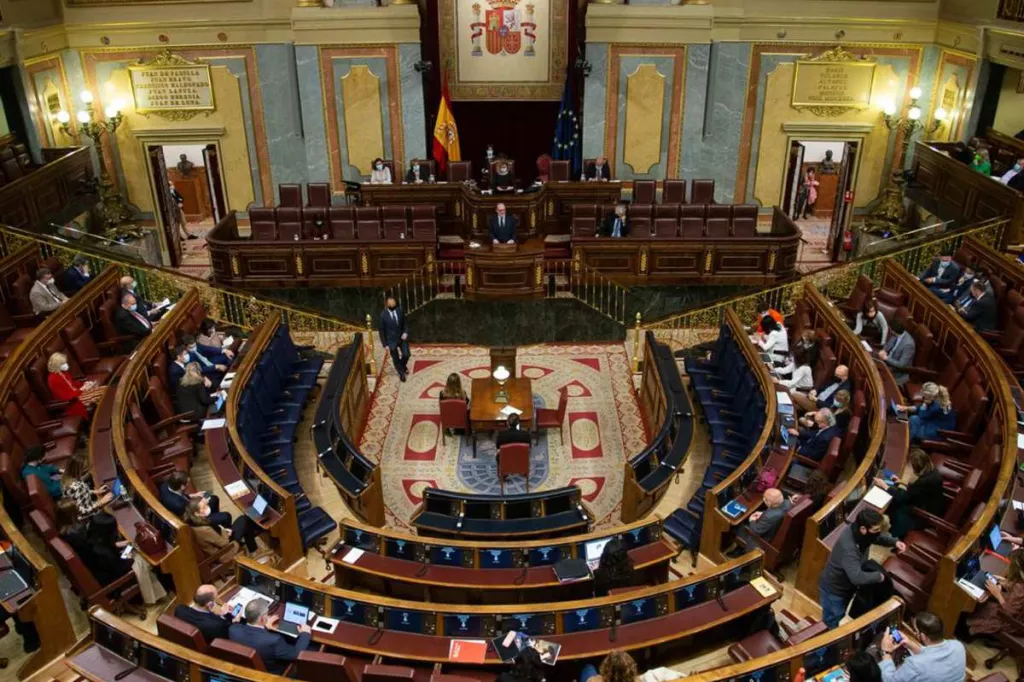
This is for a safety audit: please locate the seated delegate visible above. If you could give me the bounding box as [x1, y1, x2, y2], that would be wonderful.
[876, 318, 915, 387]
[585, 157, 611, 182]
[955, 280, 997, 333]
[732, 488, 790, 555]
[600, 204, 629, 238]
[894, 382, 955, 442]
[369, 157, 392, 185]
[853, 299, 889, 346]
[788, 409, 842, 462]
[874, 448, 946, 538]
[492, 160, 516, 192]
[496, 413, 531, 448]
[29, 267, 67, 317]
[790, 364, 849, 414]
[229, 599, 311, 675]
[919, 255, 960, 294]
[174, 584, 239, 643]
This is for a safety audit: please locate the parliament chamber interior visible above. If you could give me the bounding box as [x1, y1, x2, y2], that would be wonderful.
[4, 0, 1024, 681]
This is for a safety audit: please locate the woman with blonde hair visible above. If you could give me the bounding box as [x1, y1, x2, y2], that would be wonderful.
[971, 147, 992, 175]
[46, 352, 98, 420]
[895, 382, 956, 442]
[183, 497, 240, 562]
[175, 362, 218, 422]
[581, 650, 640, 682]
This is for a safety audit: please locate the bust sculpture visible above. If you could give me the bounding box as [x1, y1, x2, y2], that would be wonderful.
[177, 153, 195, 177]
[819, 149, 838, 175]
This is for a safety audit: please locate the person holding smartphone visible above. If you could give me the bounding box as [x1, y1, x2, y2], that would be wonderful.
[173, 584, 241, 643]
[966, 549, 1024, 637]
[879, 612, 965, 682]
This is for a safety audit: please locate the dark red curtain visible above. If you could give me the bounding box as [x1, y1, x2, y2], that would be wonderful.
[420, 0, 582, 180]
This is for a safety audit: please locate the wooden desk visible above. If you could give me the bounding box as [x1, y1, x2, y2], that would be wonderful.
[464, 238, 545, 300]
[470, 376, 533, 431]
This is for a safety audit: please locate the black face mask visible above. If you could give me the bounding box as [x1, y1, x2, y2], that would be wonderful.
[387, 304, 396, 311]
[859, 530, 881, 547]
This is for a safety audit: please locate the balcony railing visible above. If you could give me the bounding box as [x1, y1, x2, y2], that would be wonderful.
[999, 0, 1024, 21]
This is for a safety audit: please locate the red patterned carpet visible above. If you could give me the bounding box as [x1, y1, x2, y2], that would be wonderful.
[358, 344, 647, 531]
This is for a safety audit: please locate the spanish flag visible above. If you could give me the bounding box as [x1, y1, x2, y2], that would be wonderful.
[432, 80, 461, 173]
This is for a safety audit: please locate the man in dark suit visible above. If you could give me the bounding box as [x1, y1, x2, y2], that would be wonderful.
[174, 585, 237, 643]
[159, 470, 232, 529]
[791, 409, 842, 462]
[229, 599, 310, 675]
[492, 160, 516, 192]
[489, 203, 518, 244]
[791, 364, 849, 413]
[405, 159, 431, 184]
[120, 276, 166, 320]
[957, 280, 997, 332]
[877, 318, 916, 386]
[935, 265, 976, 304]
[496, 413, 532, 449]
[379, 296, 410, 382]
[919, 255, 960, 294]
[114, 293, 153, 343]
[65, 255, 92, 294]
[585, 157, 611, 182]
[600, 204, 629, 238]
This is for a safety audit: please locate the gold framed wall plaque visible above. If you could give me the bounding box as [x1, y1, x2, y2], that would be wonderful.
[792, 46, 876, 117]
[129, 51, 215, 121]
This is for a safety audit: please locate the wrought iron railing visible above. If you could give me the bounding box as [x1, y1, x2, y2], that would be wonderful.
[646, 218, 1008, 349]
[568, 263, 631, 325]
[0, 225, 362, 353]
[999, 0, 1024, 21]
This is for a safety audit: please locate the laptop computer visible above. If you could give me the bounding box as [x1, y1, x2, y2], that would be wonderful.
[990, 524, 1014, 557]
[0, 569, 28, 601]
[583, 538, 610, 571]
[890, 399, 908, 422]
[276, 602, 309, 638]
[244, 495, 269, 522]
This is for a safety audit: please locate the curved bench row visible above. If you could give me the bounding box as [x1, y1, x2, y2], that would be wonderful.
[411, 486, 593, 539]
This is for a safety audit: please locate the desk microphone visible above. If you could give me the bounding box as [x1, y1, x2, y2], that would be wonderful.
[715, 592, 728, 611]
[115, 664, 140, 681]
[415, 554, 430, 577]
[609, 606, 621, 643]
[514, 564, 528, 585]
[368, 607, 385, 645]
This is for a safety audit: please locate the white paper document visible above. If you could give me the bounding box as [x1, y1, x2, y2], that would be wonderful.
[861, 340, 873, 352]
[1017, 432, 1024, 450]
[499, 405, 523, 417]
[1014, 500, 1024, 512]
[223, 336, 235, 348]
[863, 486, 892, 509]
[201, 418, 226, 430]
[224, 480, 249, 498]
[342, 548, 364, 564]
[957, 578, 985, 600]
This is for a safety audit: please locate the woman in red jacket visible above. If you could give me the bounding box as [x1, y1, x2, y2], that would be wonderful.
[46, 352, 97, 419]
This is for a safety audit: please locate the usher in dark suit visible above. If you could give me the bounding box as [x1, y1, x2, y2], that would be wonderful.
[379, 305, 410, 378]
[488, 214, 519, 243]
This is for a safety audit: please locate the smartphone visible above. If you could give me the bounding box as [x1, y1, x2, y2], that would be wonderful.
[889, 626, 903, 644]
[232, 603, 242, 618]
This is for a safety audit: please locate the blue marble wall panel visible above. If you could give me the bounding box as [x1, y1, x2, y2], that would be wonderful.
[330, 57, 393, 180]
[908, 45, 941, 169]
[28, 66, 60, 148]
[685, 42, 749, 203]
[613, 55, 676, 181]
[295, 46, 331, 185]
[256, 44, 309, 199]
[583, 43, 609, 164]
[964, 58, 989, 141]
[398, 43, 427, 163]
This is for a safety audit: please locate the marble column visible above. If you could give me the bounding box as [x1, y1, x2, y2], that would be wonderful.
[257, 44, 309, 197]
[582, 43, 609, 164]
[295, 45, 331, 184]
[398, 43, 427, 164]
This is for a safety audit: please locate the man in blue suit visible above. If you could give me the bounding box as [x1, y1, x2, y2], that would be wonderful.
[379, 295, 410, 382]
[791, 409, 843, 462]
[169, 343, 221, 389]
[919, 255, 960, 294]
[65, 255, 92, 294]
[182, 334, 232, 370]
[488, 203, 518, 244]
[229, 600, 310, 675]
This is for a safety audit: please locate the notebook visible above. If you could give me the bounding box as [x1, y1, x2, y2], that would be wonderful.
[722, 500, 747, 518]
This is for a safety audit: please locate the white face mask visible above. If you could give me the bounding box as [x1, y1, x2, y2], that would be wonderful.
[376, 163, 383, 170]
[60, 363, 69, 372]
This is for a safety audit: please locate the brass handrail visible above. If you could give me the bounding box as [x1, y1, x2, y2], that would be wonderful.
[0, 224, 363, 352]
[569, 262, 631, 325]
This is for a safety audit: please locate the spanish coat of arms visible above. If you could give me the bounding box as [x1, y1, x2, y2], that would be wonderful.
[469, 0, 538, 57]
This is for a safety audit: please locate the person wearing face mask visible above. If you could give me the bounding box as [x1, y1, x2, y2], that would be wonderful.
[47, 352, 98, 419]
[169, 343, 220, 389]
[181, 334, 230, 372]
[406, 158, 429, 184]
[369, 157, 392, 184]
[114, 293, 153, 346]
[65, 255, 92, 294]
[493, 160, 516, 192]
[119, 276, 166, 320]
[1000, 157, 1024, 188]
[818, 508, 905, 628]
[29, 267, 68, 316]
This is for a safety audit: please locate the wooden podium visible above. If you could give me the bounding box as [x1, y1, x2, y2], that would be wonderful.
[464, 238, 545, 301]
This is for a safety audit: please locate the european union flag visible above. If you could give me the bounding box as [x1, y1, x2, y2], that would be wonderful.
[551, 72, 582, 178]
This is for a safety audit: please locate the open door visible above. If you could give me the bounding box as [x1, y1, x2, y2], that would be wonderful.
[828, 141, 859, 262]
[203, 144, 228, 223]
[783, 141, 805, 218]
[147, 144, 182, 268]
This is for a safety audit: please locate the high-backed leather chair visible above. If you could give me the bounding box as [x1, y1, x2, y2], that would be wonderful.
[328, 206, 356, 240]
[28, 508, 55, 541]
[356, 207, 382, 240]
[908, 319, 936, 370]
[379, 160, 397, 183]
[691, 179, 715, 204]
[905, 345, 970, 402]
[363, 664, 416, 682]
[488, 160, 516, 187]
[633, 180, 656, 205]
[10, 273, 34, 318]
[0, 452, 29, 509]
[535, 387, 568, 444]
[536, 154, 551, 182]
[382, 205, 408, 240]
[62, 317, 125, 378]
[411, 205, 436, 241]
[679, 216, 704, 238]
[498, 442, 530, 493]
[302, 207, 328, 239]
[278, 184, 302, 208]
[6, 401, 75, 463]
[706, 217, 731, 238]
[25, 474, 56, 523]
[157, 614, 209, 653]
[209, 639, 267, 671]
[306, 183, 331, 208]
[447, 161, 472, 182]
[708, 204, 732, 221]
[654, 204, 678, 221]
[681, 203, 706, 222]
[629, 204, 652, 236]
[276, 207, 302, 241]
[2, 158, 23, 182]
[48, 536, 142, 613]
[295, 651, 359, 682]
[663, 179, 686, 205]
[572, 205, 596, 236]
[732, 204, 758, 237]
[653, 218, 678, 239]
[838, 275, 875, 320]
[549, 160, 569, 182]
